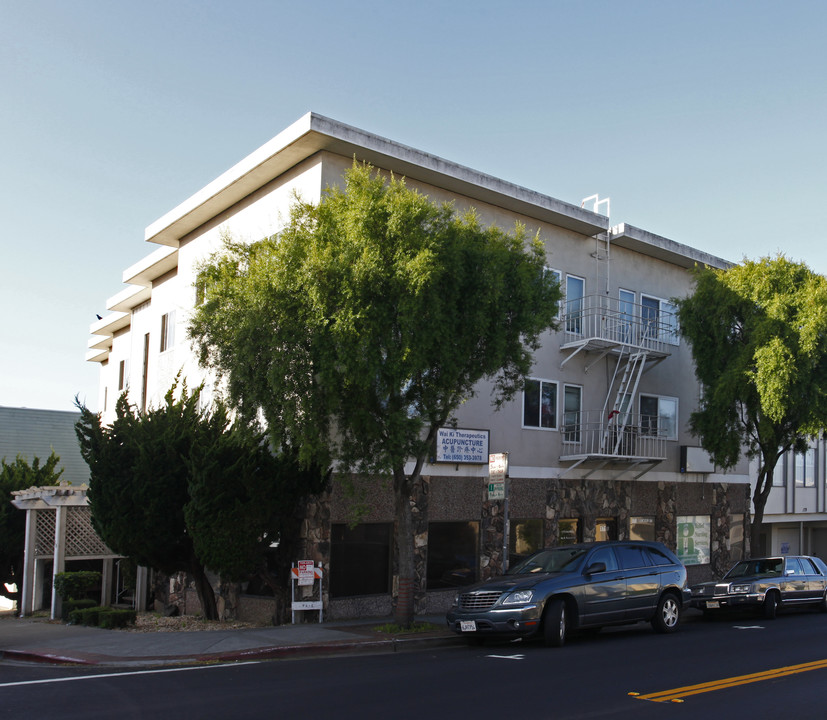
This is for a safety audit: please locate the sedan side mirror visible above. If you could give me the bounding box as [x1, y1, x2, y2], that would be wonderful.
[585, 562, 607, 575]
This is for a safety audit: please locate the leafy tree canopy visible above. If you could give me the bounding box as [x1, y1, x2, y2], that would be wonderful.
[1, 452, 63, 606]
[76, 383, 326, 620]
[677, 255, 827, 554]
[189, 162, 562, 623]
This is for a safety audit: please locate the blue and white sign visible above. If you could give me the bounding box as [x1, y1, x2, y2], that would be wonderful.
[436, 428, 489, 464]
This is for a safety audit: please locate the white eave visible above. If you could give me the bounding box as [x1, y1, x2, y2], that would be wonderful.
[145, 112, 610, 248]
[106, 285, 151, 313]
[610, 223, 733, 271]
[123, 246, 178, 286]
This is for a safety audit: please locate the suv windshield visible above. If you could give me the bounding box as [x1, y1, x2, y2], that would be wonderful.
[725, 558, 783, 579]
[508, 547, 588, 575]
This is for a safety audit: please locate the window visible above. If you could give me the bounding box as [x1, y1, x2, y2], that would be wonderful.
[118, 360, 126, 391]
[640, 395, 678, 440]
[616, 544, 651, 569]
[426, 522, 479, 589]
[795, 448, 815, 487]
[330, 523, 391, 597]
[565, 275, 585, 334]
[677, 516, 711, 565]
[618, 289, 635, 343]
[509, 519, 543, 567]
[546, 268, 562, 318]
[558, 518, 580, 545]
[523, 379, 557, 429]
[160, 311, 175, 353]
[589, 545, 618, 571]
[630, 516, 655, 541]
[140, 333, 150, 414]
[772, 453, 786, 486]
[641, 294, 679, 345]
[595, 518, 617, 542]
[563, 385, 582, 443]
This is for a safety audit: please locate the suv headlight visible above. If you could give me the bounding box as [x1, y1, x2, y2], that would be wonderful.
[502, 589, 534, 605]
[729, 583, 752, 594]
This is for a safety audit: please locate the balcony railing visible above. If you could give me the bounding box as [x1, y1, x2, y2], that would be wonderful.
[562, 295, 678, 356]
[559, 411, 669, 461]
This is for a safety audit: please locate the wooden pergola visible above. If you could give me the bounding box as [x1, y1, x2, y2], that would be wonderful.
[11, 484, 147, 619]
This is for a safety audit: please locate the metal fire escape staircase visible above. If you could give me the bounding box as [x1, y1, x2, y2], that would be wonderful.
[558, 306, 669, 481]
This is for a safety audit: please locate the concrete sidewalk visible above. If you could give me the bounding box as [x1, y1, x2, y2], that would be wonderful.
[0, 613, 460, 667]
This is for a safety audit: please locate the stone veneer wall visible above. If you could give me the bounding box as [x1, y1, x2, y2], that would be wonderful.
[297, 475, 750, 621]
[158, 475, 750, 622]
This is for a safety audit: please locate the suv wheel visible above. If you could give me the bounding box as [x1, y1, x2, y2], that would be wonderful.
[651, 593, 681, 633]
[543, 598, 568, 647]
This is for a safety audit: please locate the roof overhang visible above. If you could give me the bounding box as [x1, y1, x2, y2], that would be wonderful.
[610, 223, 733, 270]
[11, 484, 89, 509]
[123, 246, 178, 286]
[145, 112, 609, 248]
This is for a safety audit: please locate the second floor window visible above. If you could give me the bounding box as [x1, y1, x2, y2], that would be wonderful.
[160, 311, 175, 353]
[524, 379, 557, 429]
[640, 394, 678, 440]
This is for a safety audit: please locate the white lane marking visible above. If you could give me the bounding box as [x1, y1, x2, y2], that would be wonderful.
[486, 654, 525, 660]
[0, 661, 259, 688]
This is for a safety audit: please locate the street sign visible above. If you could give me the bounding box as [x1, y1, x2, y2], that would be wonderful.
[488, 481, 505, 500]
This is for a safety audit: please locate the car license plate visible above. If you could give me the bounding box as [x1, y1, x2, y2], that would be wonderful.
[706, 601, 720, 609]
[460, 620, 477, 632]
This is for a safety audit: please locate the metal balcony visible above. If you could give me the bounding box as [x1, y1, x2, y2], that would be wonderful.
[560, 295, 677, 368]
[559, 411, 668, 479]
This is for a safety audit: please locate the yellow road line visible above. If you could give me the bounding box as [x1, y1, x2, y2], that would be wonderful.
[632, 658, 827, 703]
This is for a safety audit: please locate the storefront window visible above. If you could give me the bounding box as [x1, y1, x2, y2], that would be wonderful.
[595, 518, 617, 542]
[558, 518, 580, 545]
[426, 522, 479, 589]
[330, 523, 391, 598]
[509, 518, 543, 567]
[630, 516, 655, 541]
[676, 515, 711, 565]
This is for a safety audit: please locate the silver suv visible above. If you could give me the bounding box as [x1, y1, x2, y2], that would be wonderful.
[446, 541, 690, 647]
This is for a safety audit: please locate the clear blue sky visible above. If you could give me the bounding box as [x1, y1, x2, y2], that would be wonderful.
[2, 0, 825, 412]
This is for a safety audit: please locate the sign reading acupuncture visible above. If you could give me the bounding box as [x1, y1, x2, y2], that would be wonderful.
[436, 428, 490, 464]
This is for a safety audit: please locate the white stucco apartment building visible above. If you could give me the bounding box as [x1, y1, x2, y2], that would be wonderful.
[86, 113, 751, 618]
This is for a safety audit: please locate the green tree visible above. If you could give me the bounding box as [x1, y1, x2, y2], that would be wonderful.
[189, 162, 562, 625]
[0, 452, 64, 608]
[76, 385, 326, 620]
[677, 256, 827, 555]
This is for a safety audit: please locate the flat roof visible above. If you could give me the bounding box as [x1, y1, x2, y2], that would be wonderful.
[144, 112, 611, 248]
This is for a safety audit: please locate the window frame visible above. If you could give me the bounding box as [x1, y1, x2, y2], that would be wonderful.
[564, 274, 585, 334]
[522, 377, 558, 430]
[639, 394, 678, 441]
[562, 383, 582, 443]
[159, 311, 175, 353]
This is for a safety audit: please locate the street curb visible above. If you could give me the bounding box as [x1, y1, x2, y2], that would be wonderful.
[1, 634, 464, 667]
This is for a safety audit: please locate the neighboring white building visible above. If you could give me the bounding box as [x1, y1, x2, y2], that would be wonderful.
[86, 113, 751, 618]
[752, 439, 827, 558]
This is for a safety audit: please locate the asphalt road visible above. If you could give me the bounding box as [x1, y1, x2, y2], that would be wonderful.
[4, 609, 827, 719]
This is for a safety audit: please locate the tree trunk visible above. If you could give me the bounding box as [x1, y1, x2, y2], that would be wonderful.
[190, 562, 219, 621]
[749, 457, 777, 559]
[393, 467, 415, 628]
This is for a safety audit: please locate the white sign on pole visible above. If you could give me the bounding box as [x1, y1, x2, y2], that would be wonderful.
[488, 453, 508, 501]
[297, 560, 315, 586]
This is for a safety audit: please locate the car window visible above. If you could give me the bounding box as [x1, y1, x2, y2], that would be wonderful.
[615, 545, 652, 570]
[646, 547, 672, 566]
[726, 558, 783, 578]
[801, 557, 821, 575]
[508, 547, 588, 574]
[588, 546, 619, 572]
[785, 558, 805, 576]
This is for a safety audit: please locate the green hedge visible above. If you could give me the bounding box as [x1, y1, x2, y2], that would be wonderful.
[54, 571, 101, 601]
[62, 598, 97, 622]
[99, 609, 136, 629]
[67, 605, 137, 628]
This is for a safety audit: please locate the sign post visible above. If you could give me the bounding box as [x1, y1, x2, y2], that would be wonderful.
[488, 453, 510, 571]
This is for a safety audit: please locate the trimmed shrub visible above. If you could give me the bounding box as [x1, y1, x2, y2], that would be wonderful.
[62, 598, 97, 622]
[99, 609, 136, 629]
[68, 605, 107, 626]
[54, 571, 101, 601]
